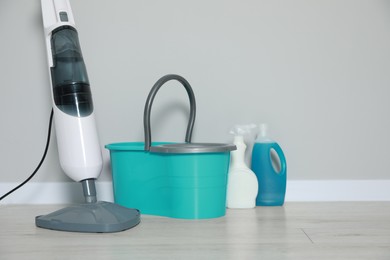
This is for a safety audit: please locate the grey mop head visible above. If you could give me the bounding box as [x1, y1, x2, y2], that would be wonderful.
[35, 201, 140, 233]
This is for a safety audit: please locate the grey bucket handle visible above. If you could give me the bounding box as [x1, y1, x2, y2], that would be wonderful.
[143, 74, 196, 151]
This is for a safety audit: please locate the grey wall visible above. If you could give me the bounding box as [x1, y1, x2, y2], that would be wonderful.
[1, 0, 389, 184]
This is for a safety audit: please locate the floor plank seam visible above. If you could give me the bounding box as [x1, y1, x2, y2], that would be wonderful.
[301, 228, 315, 244]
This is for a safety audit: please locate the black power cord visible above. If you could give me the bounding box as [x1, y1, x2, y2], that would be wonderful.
[0, 109, 54, 201]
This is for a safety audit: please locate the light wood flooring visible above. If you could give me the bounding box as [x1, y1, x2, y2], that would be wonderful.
[1, 202, 390, 259]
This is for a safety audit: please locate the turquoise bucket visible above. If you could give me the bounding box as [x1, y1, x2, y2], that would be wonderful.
[105, 75, 235, 219]
[105, 142, 234, 219]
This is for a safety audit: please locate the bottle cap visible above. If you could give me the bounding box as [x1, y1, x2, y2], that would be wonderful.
[259, 123, 268, 138]
[256, 123, 273, 142]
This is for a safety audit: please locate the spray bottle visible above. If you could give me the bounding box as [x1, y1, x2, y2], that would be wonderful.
[251, 123, 287, 206]
[226, 125, 258, 208]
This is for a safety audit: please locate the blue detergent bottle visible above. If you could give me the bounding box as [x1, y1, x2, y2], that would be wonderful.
[251, 124, 287, 206]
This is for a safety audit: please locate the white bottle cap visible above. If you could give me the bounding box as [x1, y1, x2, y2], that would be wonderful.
[256, 123, 273, 142]
[259, 123, 268, 138]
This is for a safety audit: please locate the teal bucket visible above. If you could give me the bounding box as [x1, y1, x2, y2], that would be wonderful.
[105, 142, 234, 219]
[106, 74, 236, 219]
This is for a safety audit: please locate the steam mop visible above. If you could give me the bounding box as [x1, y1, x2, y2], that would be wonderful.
[35, 0, 140, 232]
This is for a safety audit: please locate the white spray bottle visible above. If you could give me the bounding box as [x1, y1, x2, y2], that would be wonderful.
[226, 126, 258, 209]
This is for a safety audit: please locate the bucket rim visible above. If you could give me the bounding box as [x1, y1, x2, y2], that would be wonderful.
[149, 143, 236, 154]
[105, 142, 172, 151]
[105, 142, 236, 153]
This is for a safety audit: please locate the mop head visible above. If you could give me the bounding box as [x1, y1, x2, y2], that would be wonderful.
[35, 201, 140, 233]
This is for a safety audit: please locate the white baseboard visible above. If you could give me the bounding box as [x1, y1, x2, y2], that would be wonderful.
[286, 180, 390, 201]
[1, 180, 390, 204]
[0, 182, 114, 205]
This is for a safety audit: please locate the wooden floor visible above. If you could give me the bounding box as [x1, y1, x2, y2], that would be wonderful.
[1, 202, 390, 259]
